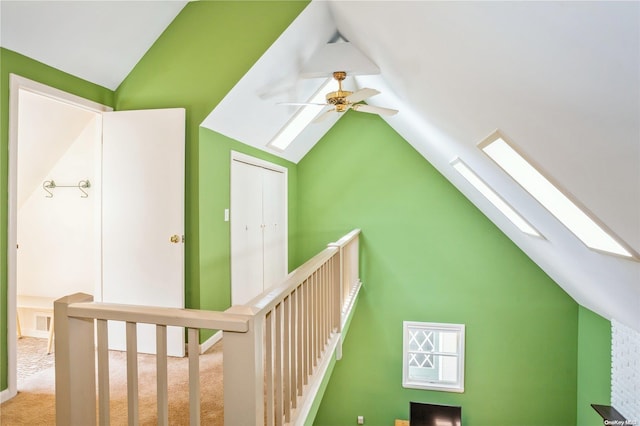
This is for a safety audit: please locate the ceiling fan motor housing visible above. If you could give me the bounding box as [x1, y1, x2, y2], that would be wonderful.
[326, 90, 353, 111]
[327, 71, 351, 112]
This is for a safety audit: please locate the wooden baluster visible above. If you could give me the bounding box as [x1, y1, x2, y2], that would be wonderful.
[324, 261, 330, 341]
[156, 325, 169, 426]
[97, 319, 110, 426]
[343, 243, 349, 312]
[283, 296, 291, 422]
[126, 322, 139, 426]
[275, 303, 283, 426]
[266, 310, 275, 426]
[332, 254, 343, 360]
[315, 270, 320, 366]
[332, 255, 339, 332]
[299, 279, 309, 388]
[320, 264, 325, 348]
[188, 328, 200, 426]
[290, 286, 300, 408]
[305, 278, 311, 382]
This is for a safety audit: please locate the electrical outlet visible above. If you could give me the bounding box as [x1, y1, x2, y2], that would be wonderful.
[357, 415, 364, 425]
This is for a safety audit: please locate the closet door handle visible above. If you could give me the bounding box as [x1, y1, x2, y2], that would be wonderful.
[170, 234, 181, 243]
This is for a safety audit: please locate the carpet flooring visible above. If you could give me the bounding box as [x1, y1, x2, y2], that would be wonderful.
[16, 337, 55, 385]
[1, 341, 225, 425]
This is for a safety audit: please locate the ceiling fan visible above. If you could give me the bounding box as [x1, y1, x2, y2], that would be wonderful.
[280, 71, 398, 123]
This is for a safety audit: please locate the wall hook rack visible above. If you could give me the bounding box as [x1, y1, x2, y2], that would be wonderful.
[43, 179, 91, 198]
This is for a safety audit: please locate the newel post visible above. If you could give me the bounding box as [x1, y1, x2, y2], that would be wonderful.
[327, 241, 344, 360]
[223, 307, 264, 426]
[54, 293, 96, 426]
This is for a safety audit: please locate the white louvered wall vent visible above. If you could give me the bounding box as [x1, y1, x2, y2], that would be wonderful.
[612, 319, 640, 421]
[35, 314, 52, 332]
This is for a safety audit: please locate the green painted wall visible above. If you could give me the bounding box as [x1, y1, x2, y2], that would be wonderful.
[298, 112, 580, 426]
[197, 127, 298, 328]
[576, 306, 611, 426]
[0, 1, 307, 391]
[0, 47, 114, 391]
[114, 1, 308, 338]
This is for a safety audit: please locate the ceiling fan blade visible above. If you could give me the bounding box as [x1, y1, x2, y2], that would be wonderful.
[313, 108, 338, 123]
[352, 103, 398, 116]
[346, 88, 380, 103]
[277, 102, 327, 107]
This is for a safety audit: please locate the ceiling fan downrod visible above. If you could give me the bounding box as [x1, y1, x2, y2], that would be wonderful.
[326, 71, 353, 112]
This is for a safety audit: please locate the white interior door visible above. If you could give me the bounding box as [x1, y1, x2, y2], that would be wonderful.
[231, 160, 264, 305]
[230, 153, 287, 306]
[262, 168, 287, 290]
[101, 108, 185, 356]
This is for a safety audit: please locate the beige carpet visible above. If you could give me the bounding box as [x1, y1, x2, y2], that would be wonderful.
[1, 341, 224, 425]
[16, 337, 55, 385]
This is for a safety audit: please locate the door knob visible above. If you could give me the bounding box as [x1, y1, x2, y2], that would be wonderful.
[170, 234, 181, 243]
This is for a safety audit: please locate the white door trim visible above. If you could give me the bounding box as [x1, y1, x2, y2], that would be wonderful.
[231, 150, 288, 174]
[4, 74, 110, 402]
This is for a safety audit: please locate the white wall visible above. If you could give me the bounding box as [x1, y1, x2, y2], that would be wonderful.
[612, 319, 640, 421]
[17, 115, 99, 299]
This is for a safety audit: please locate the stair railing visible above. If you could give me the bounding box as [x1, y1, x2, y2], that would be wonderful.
[54, 229, 361, 426]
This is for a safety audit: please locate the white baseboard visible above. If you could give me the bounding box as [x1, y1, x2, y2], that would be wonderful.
[19, 329, 49, 339]
[200, 330, 223, 354]
[1, 387, 17, 403]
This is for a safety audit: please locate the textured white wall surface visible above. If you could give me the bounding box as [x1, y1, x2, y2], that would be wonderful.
[612, 319, 640, 422]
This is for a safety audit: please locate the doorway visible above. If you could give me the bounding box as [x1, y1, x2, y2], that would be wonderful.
[7, 75, 109, 399]
[6, 75, 186, 402]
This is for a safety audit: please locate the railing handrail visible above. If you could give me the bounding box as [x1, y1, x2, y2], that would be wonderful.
[329, 228, 361, 248]
[229, 246, 339, 315]
[62, 299, 250, 332]
[55, 229, 362, 426]
[228, 229, 361, 317]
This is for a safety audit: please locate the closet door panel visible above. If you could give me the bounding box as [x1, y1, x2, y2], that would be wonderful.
[231, 160, 264, 305]
[262, 168, 287, 291]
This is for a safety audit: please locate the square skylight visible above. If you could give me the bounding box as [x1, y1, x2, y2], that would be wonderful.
[480, 132, 636, 259]
[267, 78, 333, 151]
[452, 158, 542, 238]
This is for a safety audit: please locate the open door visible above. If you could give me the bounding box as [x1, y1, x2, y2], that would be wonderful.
[101, 108, 185, 357]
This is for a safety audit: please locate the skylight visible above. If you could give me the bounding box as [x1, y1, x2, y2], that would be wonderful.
[267, 78, 333, 151]
[480, 132, 636, 259]
[452, 158, 542, 238]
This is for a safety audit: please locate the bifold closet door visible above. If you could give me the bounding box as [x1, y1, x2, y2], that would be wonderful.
[231, 161, 265, 305]
[230, 158, 287, 306]
[262, 168, 287, 290]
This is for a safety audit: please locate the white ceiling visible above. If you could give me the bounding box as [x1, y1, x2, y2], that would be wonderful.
[2, 1, 638, 329]
[17, 90, 97, 209]
[0, 0, 188, 90]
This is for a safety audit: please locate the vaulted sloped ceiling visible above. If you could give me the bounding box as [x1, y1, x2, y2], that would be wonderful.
[17, 91, 97, 209]
[2, 1, 638, 329]
[0, 0, 188, 90]
[204, 1, 640, 330]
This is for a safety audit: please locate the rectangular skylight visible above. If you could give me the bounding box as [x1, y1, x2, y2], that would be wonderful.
[480, 133, 635, 259]
[267, 78, 333, 151]
[451, 158, 542, 238]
